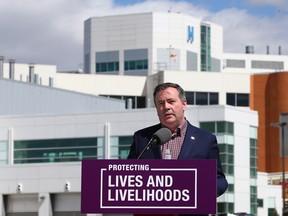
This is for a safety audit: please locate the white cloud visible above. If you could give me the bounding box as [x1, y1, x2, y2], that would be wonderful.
[245, 0, 288, 10]
[0, 0, 287, 70]
[210, 7, 288, 54]
[0, 0, 116, 69]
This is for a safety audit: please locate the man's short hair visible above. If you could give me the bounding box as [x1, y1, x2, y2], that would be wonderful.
[153, 82, 186, 104]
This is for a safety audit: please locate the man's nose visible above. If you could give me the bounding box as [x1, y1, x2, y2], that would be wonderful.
[163, 101, 171, 110]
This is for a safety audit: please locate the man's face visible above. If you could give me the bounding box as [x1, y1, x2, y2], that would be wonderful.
[155, 87, 187, 130]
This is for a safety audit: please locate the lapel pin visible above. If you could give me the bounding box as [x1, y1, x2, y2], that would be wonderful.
[191, 136, 195, 140]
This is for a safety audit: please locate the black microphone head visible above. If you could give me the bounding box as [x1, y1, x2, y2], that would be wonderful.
[152, 127, 172, 146]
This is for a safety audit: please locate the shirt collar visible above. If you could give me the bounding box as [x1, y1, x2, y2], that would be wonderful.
[171, 119, 187, 139]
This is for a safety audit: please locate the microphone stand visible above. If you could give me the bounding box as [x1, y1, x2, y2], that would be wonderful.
[137, 138, 155, 159]
[136, 127, 171, 159]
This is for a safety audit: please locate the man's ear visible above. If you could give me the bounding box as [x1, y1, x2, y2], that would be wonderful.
[183, 100, 187, 111]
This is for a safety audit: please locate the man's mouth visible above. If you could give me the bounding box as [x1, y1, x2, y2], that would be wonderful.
[165, 113, 173, 117]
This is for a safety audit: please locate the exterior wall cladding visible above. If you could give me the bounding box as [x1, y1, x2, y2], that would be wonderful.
[251, 71, 288, 172]
[83, 12, 223, 74]
[2, 10, 288, 216]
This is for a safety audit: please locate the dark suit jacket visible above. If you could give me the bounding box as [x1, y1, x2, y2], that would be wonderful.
[127, 121, 228, 197]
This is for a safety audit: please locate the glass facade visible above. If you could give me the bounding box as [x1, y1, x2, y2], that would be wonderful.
[124, 60, 148, 71]
[201, 25, 211, 71]
[124, 49, 148, 75]
[95, 50, 119, 74]
[12, 135, 133, 163]
[250, 138, 258, 178]
[0, 141, 8, 164]
[218, 203, 234, 215]
[186, 91, 219, 105]
[251, 186, 258, 215]
[250, 126, 258, 215]
[227, 93, 250, 107]
[14, 137, 100, 164]
[110, 136, 133, 159]
[100, 95, 146, 109]
[96, 61, 119, 73]
[200, 121, 234, 214]
[200, 121, 234, 134]
[4, 117, 258, 214]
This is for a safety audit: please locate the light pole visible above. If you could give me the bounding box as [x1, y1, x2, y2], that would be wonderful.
[271, 122, 287, 216]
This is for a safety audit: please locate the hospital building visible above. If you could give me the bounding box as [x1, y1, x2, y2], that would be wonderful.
[0, 12, 288, 216]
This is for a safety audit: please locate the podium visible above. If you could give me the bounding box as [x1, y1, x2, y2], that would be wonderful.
[81, 159, 216, 215]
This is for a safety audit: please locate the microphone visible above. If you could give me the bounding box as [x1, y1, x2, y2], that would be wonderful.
[146, 127, 172, 150]
[137, 128, 172, 159]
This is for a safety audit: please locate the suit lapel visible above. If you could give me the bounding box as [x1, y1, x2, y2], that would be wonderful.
[153, 146, 162, 159]
[178, 122, 197, 159]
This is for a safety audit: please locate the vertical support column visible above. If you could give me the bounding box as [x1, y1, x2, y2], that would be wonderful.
[38, 193, 53, 216]
[0, 195, 5, 216]
[49, 77, 54, 87]
[104, 122, 110, 159]
[8, 59, 15, 80]
[0, 56, 4, 78]
[29, 63, 35, 83]
[119, 50, 124, 75]
[146, 97, 151, 108]
[8, 128, 14, 165]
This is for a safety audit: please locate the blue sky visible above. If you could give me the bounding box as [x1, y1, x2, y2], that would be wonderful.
[0, 0, 287, 70]
[114, 0, 283, 16]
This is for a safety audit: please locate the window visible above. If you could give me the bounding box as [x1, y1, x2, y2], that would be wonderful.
[227, 184, 234, 192]
[185, 92, 194, 104]
[268, 208, 279, 216]
[100, 62, 106, 72]
[220, 142, 234, 176]
[200, 121, 233, 134]
[14, 138, 99, 164]
[201, 25, 211, 71]
[251, 186, 258, 215]
[258, 199, 263, 207]
[237, 93, 249, 106]
[227, 93, 235, 105]
[227, 93, 249, 107]
[196, 92, 207, 105]
[201, 121, 235, 215]
[0, 141, 8, 164]
[129, 61, 136, 70]
[225, 59, 246, 68]
[217, 202, 234, 215]
[186, 91, 219, 105]
[250, 128, 258, 179]
[110, 136, 133, 159]
[124, 49, 148, 75]
[100, 95, 147, 109]
[252, 60, 284, 70]
[210, 93, 218, 105]
[95, 51, 119, 73]
[96, 61, 119, 73]
[200, 121, 234, 175]
[124, 60, 148, 71]
[250, 126, 258, 215]
[199, 122, 215, 133]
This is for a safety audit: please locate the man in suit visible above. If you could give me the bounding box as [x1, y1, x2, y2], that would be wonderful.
[127, 82, 228, 216]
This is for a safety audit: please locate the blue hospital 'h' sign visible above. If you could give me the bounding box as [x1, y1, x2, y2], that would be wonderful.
[187, 25, 194, 43]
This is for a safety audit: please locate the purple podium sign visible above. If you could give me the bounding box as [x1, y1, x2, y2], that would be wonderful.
[81, 159, 216, 214]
